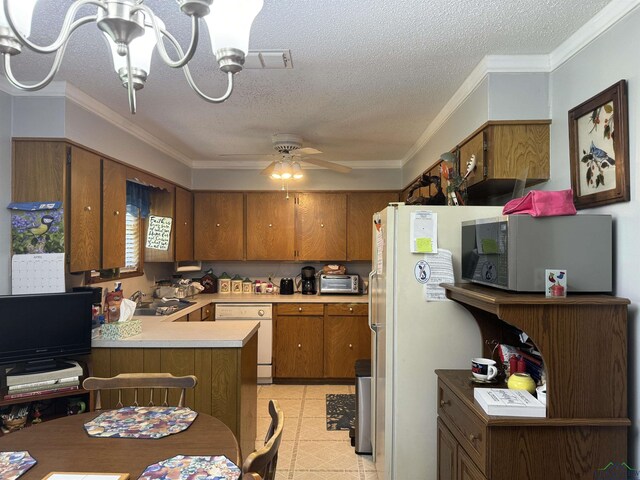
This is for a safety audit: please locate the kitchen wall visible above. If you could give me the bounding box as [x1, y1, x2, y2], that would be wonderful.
[191, 166, 402, 191]
[542, 7, 640, 463]
[0, 91, 12, 295]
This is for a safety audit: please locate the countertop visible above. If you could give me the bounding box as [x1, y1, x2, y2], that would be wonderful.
[92, 317, 259, 349]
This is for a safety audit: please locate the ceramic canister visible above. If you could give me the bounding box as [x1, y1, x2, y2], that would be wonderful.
[507, 372, 536, 394]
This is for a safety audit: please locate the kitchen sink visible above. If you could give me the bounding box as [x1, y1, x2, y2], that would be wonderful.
[134, 300, 196, 316]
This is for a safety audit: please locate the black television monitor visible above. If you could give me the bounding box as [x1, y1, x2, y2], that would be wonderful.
[0, 292, 93, 373]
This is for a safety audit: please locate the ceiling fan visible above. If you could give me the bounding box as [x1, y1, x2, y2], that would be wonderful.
[221, 134, 353, 175]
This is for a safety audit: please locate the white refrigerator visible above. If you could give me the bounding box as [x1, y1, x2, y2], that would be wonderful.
[369, 204, 503, 480]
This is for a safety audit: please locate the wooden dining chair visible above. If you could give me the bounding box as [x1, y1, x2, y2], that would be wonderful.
[242, 399, 284, 480]
[82, 373, 197, 410]
[242, 474, 262, 480]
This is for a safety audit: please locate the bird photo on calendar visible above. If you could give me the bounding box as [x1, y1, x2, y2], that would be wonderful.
[576, 101, 617, 194]
[10, 203, 64, 255]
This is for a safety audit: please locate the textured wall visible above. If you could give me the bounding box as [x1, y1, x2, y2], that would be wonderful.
[0, 92, 12, 295]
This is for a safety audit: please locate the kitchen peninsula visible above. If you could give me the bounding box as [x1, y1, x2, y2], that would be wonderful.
[91, 315, 259, 459]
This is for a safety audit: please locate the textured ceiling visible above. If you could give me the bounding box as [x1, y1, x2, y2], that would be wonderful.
[9, 0, 612, 166]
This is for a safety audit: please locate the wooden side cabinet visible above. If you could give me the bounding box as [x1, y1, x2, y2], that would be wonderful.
[347, 192, 398, 261]
[437, 418, 458, 480]
[274, 304, 324, 378]
[246, 192, 295, 261]
[101, 159, 127, 269]
[457, 121, 550, 199]
[436, 284, 630, 480]
[175, 187, 194, 262]
[193, 192, 244, 260]
[295, 193, 347, 261]
[324, 304, 371, 378]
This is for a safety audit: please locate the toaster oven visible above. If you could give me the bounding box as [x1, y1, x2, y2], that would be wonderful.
[318, 274, 360, 294]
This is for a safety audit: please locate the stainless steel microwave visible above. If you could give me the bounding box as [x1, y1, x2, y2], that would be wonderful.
[318, 274, 360, 294]
[461, 215, 612, 292]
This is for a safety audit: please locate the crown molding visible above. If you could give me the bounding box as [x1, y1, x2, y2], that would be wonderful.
[402, 0, 639, 167]
[550, 0, 640, 70]
[0, 78, 67, 96]
[62, 83, 194, 167]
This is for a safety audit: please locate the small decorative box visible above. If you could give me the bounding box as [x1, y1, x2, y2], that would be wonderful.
[101, 319, 142, 340]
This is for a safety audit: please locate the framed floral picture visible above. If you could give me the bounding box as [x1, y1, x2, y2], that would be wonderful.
[568, 80, 629, 209]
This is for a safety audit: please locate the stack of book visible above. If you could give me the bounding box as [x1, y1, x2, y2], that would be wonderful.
[474, 388, 546, 417]
[3, 361, 83, 400]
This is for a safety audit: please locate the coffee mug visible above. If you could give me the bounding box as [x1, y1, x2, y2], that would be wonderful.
[471, 357, 498, 381]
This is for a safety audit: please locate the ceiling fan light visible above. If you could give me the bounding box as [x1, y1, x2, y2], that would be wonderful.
[270, 161, 283, 179]
[281, 162, 293, 180]
[0, 0, 38, 37]
[292, 162, 303, 179]
[205, 0, 263, 55]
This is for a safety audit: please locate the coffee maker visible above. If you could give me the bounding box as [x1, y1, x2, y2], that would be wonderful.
[300, 266, 316, 295]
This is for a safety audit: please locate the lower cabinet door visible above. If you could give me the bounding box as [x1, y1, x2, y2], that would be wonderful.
[437, 418, 457, 480]
[324, 315, 371, 378]
[275, 316, 323, 378]
[458, 447, 487, 480]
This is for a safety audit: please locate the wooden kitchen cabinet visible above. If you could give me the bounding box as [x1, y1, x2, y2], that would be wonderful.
[246, 192, 295, 261]
[187, 304, 213, 322]
[347, 192, 398, 261]
[101, 159, 127, 269]
[457, 121, 550, 199]
[324, 304, 371, 378]
[193, 192, 244, 260]
[437, 418, 457, 480]
[274, 304, 324, 378]
[436, 284, 630, 480]
[175, 187, 194, 262]
[295, 193, 347, 261]
[13, 141, 102, 272]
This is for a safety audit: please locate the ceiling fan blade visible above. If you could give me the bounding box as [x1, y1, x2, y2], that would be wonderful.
[261, 161, 277, 176]
[302, 157, 352, 173]
[219, 153, 272, 157]
[296, 147, 323, 155]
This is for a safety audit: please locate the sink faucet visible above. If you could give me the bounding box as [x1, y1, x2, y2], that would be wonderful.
[129, 290, 145, 307]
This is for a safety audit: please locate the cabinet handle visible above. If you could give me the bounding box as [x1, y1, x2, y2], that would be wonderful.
[349, 307, 353, 312]
[468, 433, 479, 443]
[298, 307, 302, 312]
[216, 223, 221, 227]
[114, 210, 120, 215]
[184, 221, 188, 226]
[85, 206, 92, 212]
[320, 223, 324, 228]
[349, 344, 353, 349]
[298, 344, 302, 349]
[440, 400, 450, 407]
[268, 223, 273, 227]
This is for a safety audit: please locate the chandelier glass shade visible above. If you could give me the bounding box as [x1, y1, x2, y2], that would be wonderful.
[0, 0, 264, 114]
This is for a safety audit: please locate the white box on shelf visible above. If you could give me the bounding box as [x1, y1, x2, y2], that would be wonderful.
[474, 388, 546, 417]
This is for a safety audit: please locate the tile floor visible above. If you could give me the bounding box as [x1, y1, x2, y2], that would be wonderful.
[257, 384, 378, 480]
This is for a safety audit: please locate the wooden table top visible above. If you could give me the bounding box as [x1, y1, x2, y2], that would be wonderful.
[0, 411, 241, 479]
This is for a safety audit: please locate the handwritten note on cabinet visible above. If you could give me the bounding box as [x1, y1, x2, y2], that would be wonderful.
[146, 215, 172, 251]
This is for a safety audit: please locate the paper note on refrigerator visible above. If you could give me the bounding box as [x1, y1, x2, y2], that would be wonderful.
[410, 211, 437, 253]
[12, 253, 65, 294]
[423, 249, 454, 301]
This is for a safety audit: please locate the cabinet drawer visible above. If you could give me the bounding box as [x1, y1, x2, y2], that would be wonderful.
[438, 380, 487, 475]
[326, 304, 367, 316]
[277, 304, 324, 316]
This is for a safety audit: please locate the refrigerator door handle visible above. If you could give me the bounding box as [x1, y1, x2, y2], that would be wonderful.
[368, 270, 376, 331]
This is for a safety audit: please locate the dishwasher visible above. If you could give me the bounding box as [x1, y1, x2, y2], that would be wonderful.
[214, 304, 273, 384]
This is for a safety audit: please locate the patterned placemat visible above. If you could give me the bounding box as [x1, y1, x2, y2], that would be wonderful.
[0, 451, 37, 480]
[326, 394, 356, 431]
[138, 455, 240, 480]
[84, 406, 198, 439]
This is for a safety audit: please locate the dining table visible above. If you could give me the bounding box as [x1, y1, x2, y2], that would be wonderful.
[0, 410, 241, 479]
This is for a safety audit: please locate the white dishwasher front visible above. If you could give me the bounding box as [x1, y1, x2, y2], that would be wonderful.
[215, 303, 272, 384]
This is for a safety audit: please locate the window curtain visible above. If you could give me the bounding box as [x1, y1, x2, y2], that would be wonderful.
[126, 181, 151, 218]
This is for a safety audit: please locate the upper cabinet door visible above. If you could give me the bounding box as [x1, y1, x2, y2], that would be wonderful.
[175, 187, 194, 262]
[101, 159, 127, 270]
[12, 141, 66, 203]
[347, 192, 399, 261]
[458, 131, 486, 188]
[246, 192, 295, 261]
[69, 146, 102, 272]
[193, 192, 244, 260]
[296, 193, 347, 261]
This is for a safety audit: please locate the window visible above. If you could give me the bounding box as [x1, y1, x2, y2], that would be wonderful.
[121, 206, 141, 273]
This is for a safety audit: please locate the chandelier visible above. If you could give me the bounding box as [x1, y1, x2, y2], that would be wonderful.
[0, 0, 264, 114]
